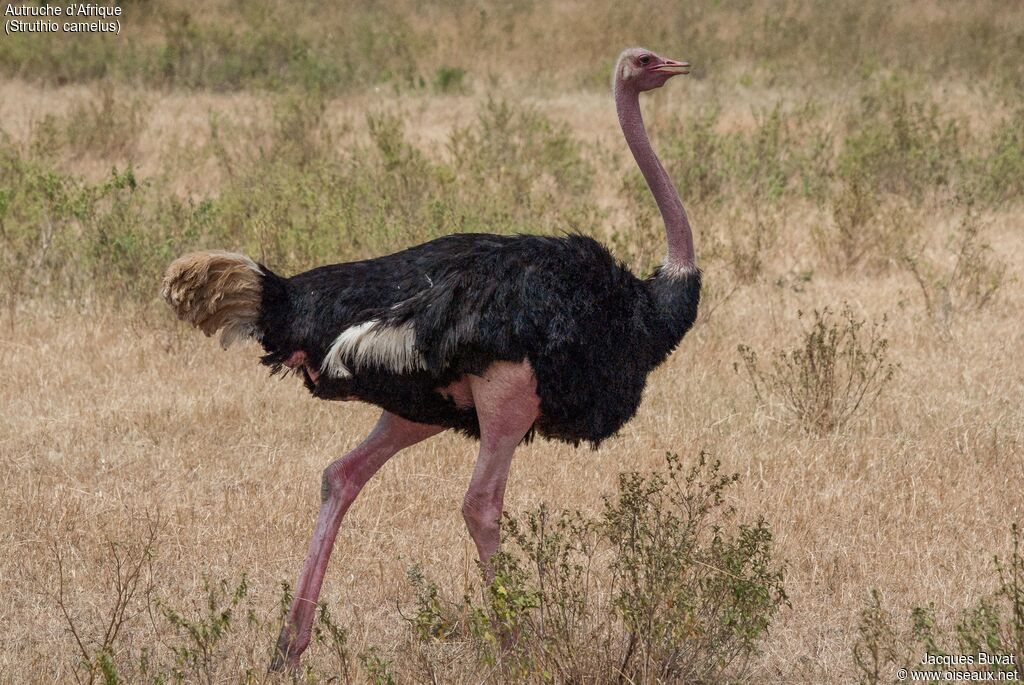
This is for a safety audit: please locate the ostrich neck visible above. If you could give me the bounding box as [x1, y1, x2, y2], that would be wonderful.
[615, 81, 695, 271]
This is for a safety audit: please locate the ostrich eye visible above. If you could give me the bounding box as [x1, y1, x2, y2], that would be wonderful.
[638, 55, 652, 66]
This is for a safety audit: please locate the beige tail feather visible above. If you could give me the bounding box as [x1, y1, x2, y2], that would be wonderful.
[161, 251, 263, 348]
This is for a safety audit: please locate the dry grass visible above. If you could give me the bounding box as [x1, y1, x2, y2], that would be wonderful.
[3, 1, 1024, 680]
[2, 224, 1021, 680]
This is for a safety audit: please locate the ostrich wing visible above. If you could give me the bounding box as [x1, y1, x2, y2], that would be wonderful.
[321, 234, 599, 379]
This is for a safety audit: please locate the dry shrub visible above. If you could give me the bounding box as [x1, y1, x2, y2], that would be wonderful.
[54, 515, 159, 685]
[812, 172, 925, 274]
[901, 201, 1008, 329]
[812, 171, 884, 272]
[696, 208, 780, 325]
[703, 206, 779, 287]
[737, 306, 897, 434]
[726, 208, 779, 286]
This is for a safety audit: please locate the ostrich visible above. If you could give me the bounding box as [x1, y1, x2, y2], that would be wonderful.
[162, 47, 699, 670]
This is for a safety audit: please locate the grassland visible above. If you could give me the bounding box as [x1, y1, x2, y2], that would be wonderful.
[1, 0, 1023, 682]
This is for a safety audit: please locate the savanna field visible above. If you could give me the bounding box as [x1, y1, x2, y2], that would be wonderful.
[1, 1, 1023, 682]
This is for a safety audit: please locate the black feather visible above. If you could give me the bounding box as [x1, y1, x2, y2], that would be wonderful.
[254, 233, 700, 446]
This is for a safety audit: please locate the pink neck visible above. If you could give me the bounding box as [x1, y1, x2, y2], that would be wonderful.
[615, 80, 695, 270]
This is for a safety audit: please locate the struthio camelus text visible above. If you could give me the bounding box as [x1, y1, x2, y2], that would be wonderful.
[162, 48, 699, 670]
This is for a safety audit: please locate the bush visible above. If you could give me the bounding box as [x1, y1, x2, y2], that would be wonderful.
[901, 200, 1008, 329]
[46, 449, 781, 683]
[403, 452, 787, 683]
[2, 0, 1023, 95]
[433, 65, 468, 94]
[156, 576, 254, 684]
[631, 102, 832, 212]
[853, 524, 1024, 683]
[55, 549, 376, 684]
[737, 306, 897, 434]
[974, 110, 1024, 204]
[30, 83, 149, 162]
[813, 170, 880, 271]
[811, 172, 927, 275]
[446, 98, 597, 231]
[0, 99, 598, 307]
[54, 515, 159, 685]
[837, 76, 964, 200]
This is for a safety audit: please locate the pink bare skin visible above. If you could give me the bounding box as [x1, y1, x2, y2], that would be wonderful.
[270, 361, 539, 671]
[437, 376, 475, 408]
[283, 350, 320, 384]
[461, 362, 540, 571]
[270, 411, 442, 671]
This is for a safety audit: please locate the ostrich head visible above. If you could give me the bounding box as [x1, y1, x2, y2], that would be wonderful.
[615, 47, 690, 92]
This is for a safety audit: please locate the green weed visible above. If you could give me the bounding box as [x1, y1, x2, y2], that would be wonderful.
[156, 576, 255, 685]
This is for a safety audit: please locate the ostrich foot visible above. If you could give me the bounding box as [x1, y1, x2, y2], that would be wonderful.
[268, 626, 303, 674]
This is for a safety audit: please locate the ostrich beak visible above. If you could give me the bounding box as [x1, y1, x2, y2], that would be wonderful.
[654, 59, 691, 76]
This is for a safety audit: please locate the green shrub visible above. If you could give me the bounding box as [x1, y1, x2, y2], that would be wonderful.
[4, 1, 1022, 96]
[153, 11, 340, 93]
[156, 576, 254, 684]
[312, 603, 353, 682]
[853, 525, 1024, 683]
[837, 77, 965, 199]
[404, 452, 787, 683]
[853, 589, 905, 685]
[434, 65, 468, 94]
[359, 647, 397, 685]
[0, 32, 121, 84]
[0, 100, 598, 307]
[28, 84, 149, 162]
[975, 111, 1024, 203]
[447, 98, 597, 230]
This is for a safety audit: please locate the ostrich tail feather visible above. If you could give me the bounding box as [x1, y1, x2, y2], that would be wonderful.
[161, 251, 265, 348]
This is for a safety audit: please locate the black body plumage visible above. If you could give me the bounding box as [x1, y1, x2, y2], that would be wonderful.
[254, 233, 699, 446]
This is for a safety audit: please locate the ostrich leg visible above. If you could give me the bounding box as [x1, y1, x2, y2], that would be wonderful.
[461, 362, 541, 571]
[270, 411, 442, 671]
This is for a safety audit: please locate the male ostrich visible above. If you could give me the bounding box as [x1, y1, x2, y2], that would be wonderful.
[162, 48, 698, 670]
